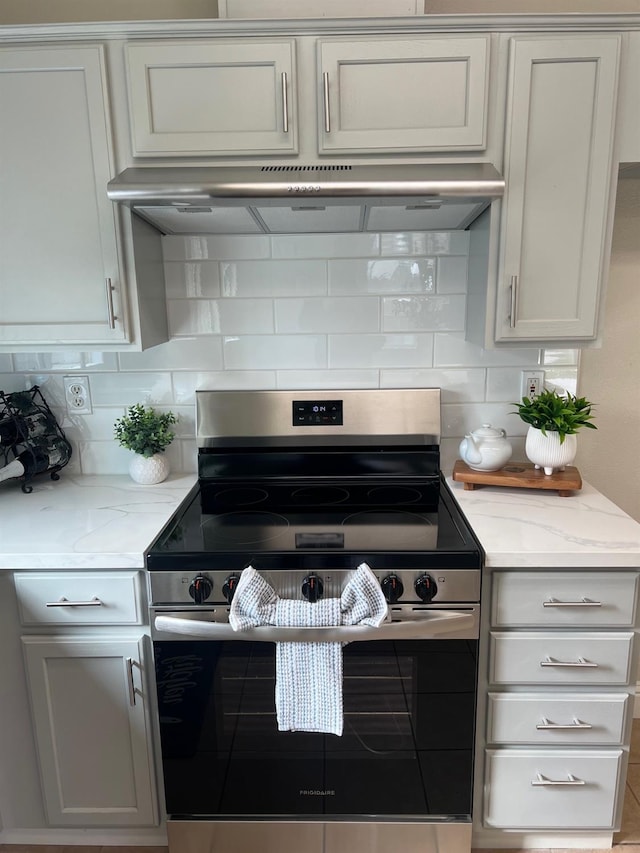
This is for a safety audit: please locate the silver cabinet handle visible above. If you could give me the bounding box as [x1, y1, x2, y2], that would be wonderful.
[105, 277, 117, 329]
[126, 657, 136, 706]
[322, 71, 331, 133]
[543, 598, 602, 607]
[536, 717, 593, 730]
[540, 656, 598, 668]
[531, 772, 585, 787]
[46, 596, 103, 607]
[281, 71, 289, 134]
[509, 274, 518, 328]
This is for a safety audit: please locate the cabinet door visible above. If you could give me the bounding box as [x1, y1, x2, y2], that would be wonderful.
[126, 40, 297, 156]
[0, 45, 129, 346]
[496, 35, 620, 342]
[22, 635, 157, 827]
[317, 36, 489, 154]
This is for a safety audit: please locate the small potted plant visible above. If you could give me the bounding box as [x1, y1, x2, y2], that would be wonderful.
[114, 403, 177, 484]
[512, 388, 596, 475]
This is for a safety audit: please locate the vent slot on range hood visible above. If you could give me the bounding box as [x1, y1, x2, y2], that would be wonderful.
[107, 163, 505, 235]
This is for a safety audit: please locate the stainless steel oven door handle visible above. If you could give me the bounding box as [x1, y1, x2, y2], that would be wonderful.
[154, 608, 477, 642]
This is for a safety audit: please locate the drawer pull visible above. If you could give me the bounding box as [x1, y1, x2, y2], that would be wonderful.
[531, 772, 585, 787]
[536, 717, 593, 730]
[322, 71, 331, 133]
[46, 597, 103, 607]
[543, 597, 602, 607]
[126, 657, 136, 707]
[281, 71, 289, 134]
[540, 656, 598, 668]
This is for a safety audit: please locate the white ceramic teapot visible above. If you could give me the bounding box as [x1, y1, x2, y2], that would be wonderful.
[459, 423, 512, 472]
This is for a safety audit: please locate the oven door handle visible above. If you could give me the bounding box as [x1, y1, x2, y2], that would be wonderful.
[154, 608, 476, 642]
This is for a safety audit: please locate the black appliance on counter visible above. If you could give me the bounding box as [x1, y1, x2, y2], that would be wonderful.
[147, 388, 482, 853]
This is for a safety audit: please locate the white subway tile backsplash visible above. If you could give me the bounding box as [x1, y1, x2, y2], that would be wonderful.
[163, 234, 271, 261]
[436, 256, 469, 293]
[272, 233, 380, 259]
[380, 368, 486, 402]
[221, 260, 327, 296]
[380, 232, 469, 256]
[329, 334, 433, 368]
[167, 300, 221, 335]
[172, 371, 277, 404]
[486, 367, 528, 402]
[382, 295, 465, 332]
[217, 300, 275, 334]
[2, 229, 579, 475]
[329, 258, 435, 294]
[119, 337, 224, 372]
[224, 335, 328, 370]
[434, 333, 542, 367]
[12, 352, 118, 373]
[276, 369, 379, 389]
[164, 261, 221, 298]
[89, 372, 174, 406]
[276, 297, 379, 334]
[441, 402, 527, 439]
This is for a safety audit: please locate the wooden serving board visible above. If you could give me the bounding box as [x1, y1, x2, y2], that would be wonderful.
[452, 459, 582, 497]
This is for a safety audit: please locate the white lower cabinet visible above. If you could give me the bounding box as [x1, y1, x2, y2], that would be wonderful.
[484, 748, 623, 829]
[22, 635, 157, 827]
[483, 569, 639, 833]
[14, 570, 158, 830]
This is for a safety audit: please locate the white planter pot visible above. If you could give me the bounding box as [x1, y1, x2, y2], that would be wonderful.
[129, 452, 170, 485]
[525, 427, 577, 476]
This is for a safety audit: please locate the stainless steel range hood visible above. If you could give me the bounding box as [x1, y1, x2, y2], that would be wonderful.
[107, 163, 504, 235]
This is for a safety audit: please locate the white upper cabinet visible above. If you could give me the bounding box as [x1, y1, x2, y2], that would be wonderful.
[317, 36, 490, 154]
[126, 39, 298, 157]
[0, 44, 168, 351]
[495, 35, 621, 343]
[124, 35, 489, 159]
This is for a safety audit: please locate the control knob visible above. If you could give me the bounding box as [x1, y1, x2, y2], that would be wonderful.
[302, 574, 324, 603]
[222, 574, 241, 604]
[188, 574, 213, 605]
[415, 573, 438, 602]
[381, 573, 404, 604]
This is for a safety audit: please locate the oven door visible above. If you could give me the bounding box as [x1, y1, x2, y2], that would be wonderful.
[152, 606, 479, 825]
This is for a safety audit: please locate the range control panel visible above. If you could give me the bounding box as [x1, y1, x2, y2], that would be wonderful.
[293, 399, 343, 426]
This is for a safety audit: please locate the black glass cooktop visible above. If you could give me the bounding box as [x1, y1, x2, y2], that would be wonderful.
[146, 475, 481, 572]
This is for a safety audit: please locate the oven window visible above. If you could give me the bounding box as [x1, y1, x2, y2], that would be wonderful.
[154, 639, 477, 820]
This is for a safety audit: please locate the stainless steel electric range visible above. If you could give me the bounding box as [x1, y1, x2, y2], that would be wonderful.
[147, 388, 482, 853]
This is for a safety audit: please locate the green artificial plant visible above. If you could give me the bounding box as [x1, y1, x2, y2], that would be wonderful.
[512, 388, 596, 444]
[114, 404, 177, 457]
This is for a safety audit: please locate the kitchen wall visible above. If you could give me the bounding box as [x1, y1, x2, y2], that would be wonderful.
[577, 174, 640, 523]
[0, 228, 575, 478]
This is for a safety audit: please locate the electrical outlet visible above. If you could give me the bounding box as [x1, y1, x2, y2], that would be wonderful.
[520, 370, 545, 400]
[63, 375, 92, 415]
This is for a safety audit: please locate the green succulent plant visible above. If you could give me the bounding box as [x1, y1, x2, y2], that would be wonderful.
[114, 404, 177, 457]
[512, 389, 596, 444]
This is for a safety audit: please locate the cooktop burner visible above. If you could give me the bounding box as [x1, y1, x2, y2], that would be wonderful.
[146, 475, 480, 572]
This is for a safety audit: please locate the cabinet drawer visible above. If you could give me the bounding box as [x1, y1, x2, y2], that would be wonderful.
[492, 572, 638, 628]
[489, 632, 634, 685]
[14, 572, 143, 626]
[487, 692, 629, 745]
[484, 748, 623, 829]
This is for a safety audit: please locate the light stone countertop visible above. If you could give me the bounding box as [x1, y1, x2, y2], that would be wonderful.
[0, 473, 197, 570]
[1, 471, 638, 572]
[447, 477, 640, 568]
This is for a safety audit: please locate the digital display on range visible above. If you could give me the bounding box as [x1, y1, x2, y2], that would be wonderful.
[293, 400, 343, 426]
